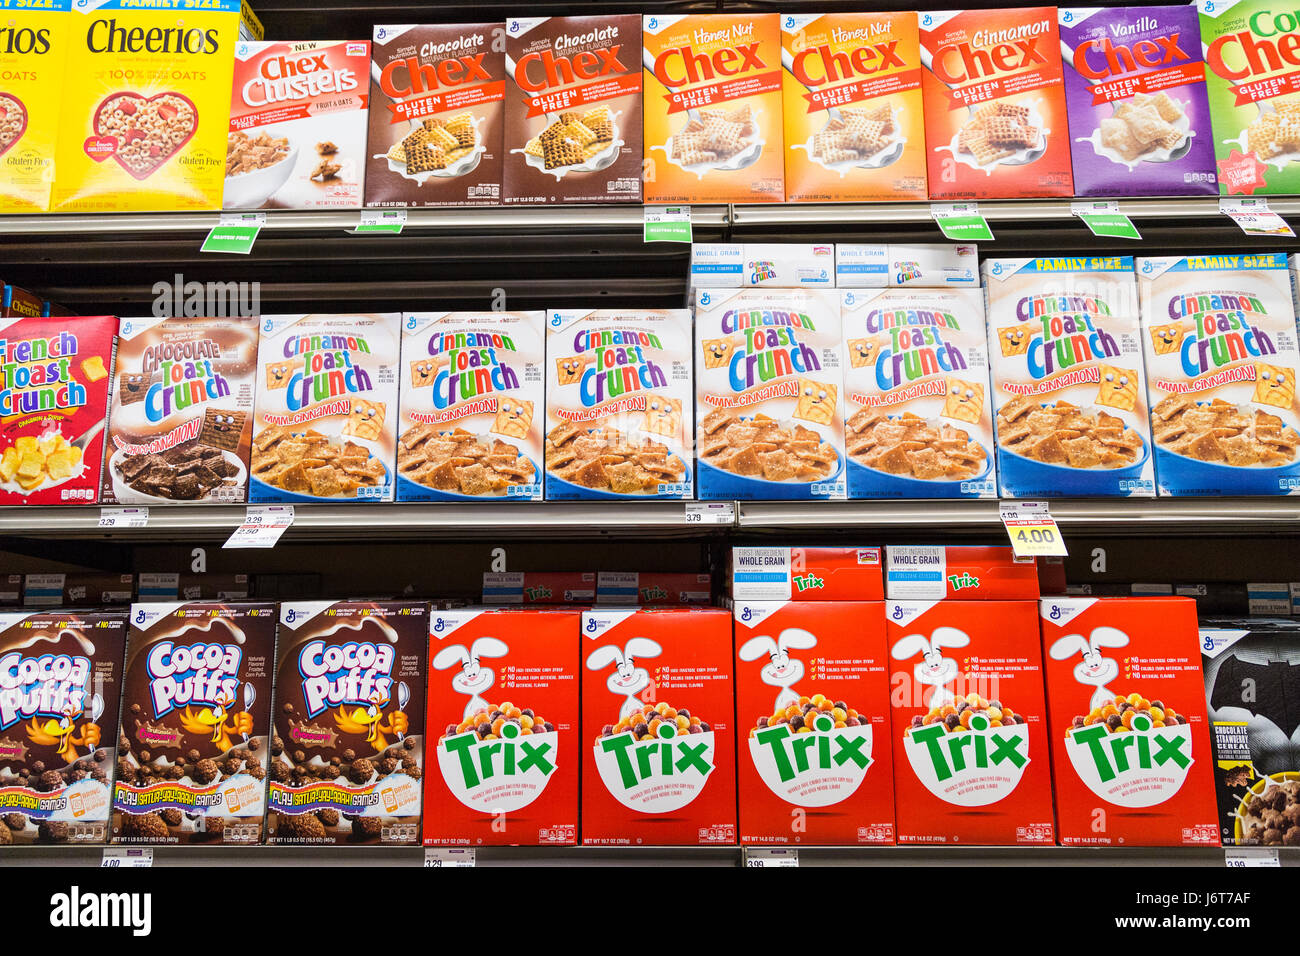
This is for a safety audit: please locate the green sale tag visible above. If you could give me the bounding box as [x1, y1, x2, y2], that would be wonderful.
[354, 209, 407, 234]
[1071, 202, 1141, 240]
[644, 205, 693, 243]
[929, 203, 994, 242]
[201, 213, 264, 254]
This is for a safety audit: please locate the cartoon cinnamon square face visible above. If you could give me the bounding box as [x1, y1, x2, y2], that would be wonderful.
[643, 395, 682, 437]
[847, 337, 881, 369]
[491, 398, 534, 439]
[1095, 366, 1139, 412]
[265, 362, 292, 390]
[410, 358, 438, 388]
[941, 378, 984, 425]
[794, 379, 837, 426]
[701, 337, 737, 370]
[1254, 363, 1295, 408]
[997, 326, 1031, 357]
[555, 355, 587, 386]
[1150, 322, 1185, 356]
[342, 400, 386, 441]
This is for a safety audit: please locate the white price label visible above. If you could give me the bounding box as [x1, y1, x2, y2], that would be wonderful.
[354, 208, 406, 234]
[1000, 501, 1068, 557]
[102, 847, 153, 868]
[685, 501, 734, 525]
[1220, 198, 1295, 237]
[744, 848, 798, 867]
[98, 507, 148, 528]
[1225, 848, 1280, 868]
[223, 505, 294, 549]
[424, 847, 475, 867]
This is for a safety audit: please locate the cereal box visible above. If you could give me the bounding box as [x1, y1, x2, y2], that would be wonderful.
[102, 316, 257, 505]
[1137, 253, 1300, 496]
[0, 609, 127, 845]
[23, 572, 133, 606]
[731, 546, 883, 602]
[2, 284, 41, 319]
[252, 313, 401, 503]
[1060, 6, 1218, 196]
[544, 309, 693, 500]
[52, 0, 253, 213]
[782, 13, 928, 202]
[885, 545, 1040, 600]
[734, 600, 895, 845]
[1040, 597, 1220, 846]
[423, 608, 580, 846]
[694, 288, 845, 500]
[482, 572, 595, 605]
[886, 599, 1055, 844]
[112, 602, 276, 845]
[920, 8, 1074, 199]
[366, 23, 505, 207]
[504, 15, 643, 204]
[0, 0, 70, 212]
[225, 40, 371, 210]
[267, 600, 429, 846]
[643, 14, 784, 203]
[841, 288, 996, 499]
[835, 243, 981, 289]
[0, 316, 116, 506]
[596, 572, 712, 605]
[1201, 0, 1300, 195]
[581, 607, 736, 845]
[984, 256, 1155, 498]
[397, 312, 542, 502]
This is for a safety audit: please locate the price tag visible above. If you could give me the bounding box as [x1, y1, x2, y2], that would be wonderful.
[424, 847, 475, 867]
[685, 501, 734, 526]
[102, 847, 153, 868]
[1225, 848, 1280, 868]
[1220, 198, 1295, 238]
[1000, 501, 1067, 558]
[201, 212, 266, 254]
[1071, 201, 1141, 240]
[643, 205, 693, 243]
[744, 848, 798, 867]
[98, 507, 148, 528]
[354, 209, 406, 234]
[929, 203, 994, 242]
[223, 505, 294, 549]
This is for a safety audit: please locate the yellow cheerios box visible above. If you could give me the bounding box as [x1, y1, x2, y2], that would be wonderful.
[51, 0, 254, 212]
[0, 0, 71, 213]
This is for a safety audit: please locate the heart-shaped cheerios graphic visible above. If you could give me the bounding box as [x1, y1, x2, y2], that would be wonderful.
[88, 91, 198, 180]
[0, 94, 28, 157]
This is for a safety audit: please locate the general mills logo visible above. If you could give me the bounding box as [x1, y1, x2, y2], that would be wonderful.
[1062, 10, 1073, 22]
[740, 606, 754, 622]
[1205, 1, 1215, 11]
[377, 28, 386, 39]
[892, 606, 904, 620]
[286, 609, 296, 623]
[510, 21, 519, 32]
[785, 16, 795, 28]
[922, 14, 933, 26]
[122, 321, 132, 334]
[700, 292, 711, 306]
[844, 292, 855, 305]
[1049, 604, 1062, 620]
[134, 608, 147, 624]
[433, 617, 447, 633]
[264, 319, 274, 331]
[1142, 260, 1154, 273]
[585, 618, 599, 633]
[991, 262, 1003, 275]
[648, 17, 658, 29]
[551, 313, 562, 327]
[406, 316, 417, 329]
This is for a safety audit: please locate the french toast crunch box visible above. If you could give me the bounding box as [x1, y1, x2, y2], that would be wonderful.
[782, 13, 927, 202]
[841, 288, 996, 499]
[0, 316, 116, 505]
[887, 599, 1055, 844]
[985, 256, 1155, 498]
[734, 600, 895, 845]
[886, 545, 1040, 600]
[398, 311, 543, 502]
[1040, 597, 1220, 846]
[112, 602, 276, 845]
[643, 14, 784, 203]
[920, 8, 1073, 199]
[0, 0, 70, 212]
[423, 607, 580, 846]
[268, 601, 429, 846]
[731, 546, 884, 602]
[581, 607, 737, 845]
[1137, 253, 1300, 496]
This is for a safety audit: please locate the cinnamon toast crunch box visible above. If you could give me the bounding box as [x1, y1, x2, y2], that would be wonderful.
[920, 8, 1074, 199]
[781, 13, 927, 202]
[0, 0, 70, 212]
[1040, 596, 1220, 846]
[643, 14, 784, 203]
[734, 600, 895, 845]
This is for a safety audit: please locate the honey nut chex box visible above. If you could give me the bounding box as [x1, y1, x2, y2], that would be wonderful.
[0, 0, 71, 213]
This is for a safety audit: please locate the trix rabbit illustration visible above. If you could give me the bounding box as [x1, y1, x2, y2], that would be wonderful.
[1048, 627, 1128, 714]
[890, 627, 970, 709]
[335, 688, 408, 753]
[179, 689, 254, 751]
[432, 637, 510, 719]
[738, 628, 818, 713]
[27, 699, 102, 765]
[586, 638, 662, 719]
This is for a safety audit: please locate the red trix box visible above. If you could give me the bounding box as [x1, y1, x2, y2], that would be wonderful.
[581, 607, 737, 845]
[886, 600, 1055, 845]
[1039, 597, 1220, 847]
[0, 316, 116, 505]
[886, 546, 1039, 601]
[423, 608, 580, 847]
[597, 572, 713, 606]
[731, 547, 883, 602]
[733, 600, 894, 845]
[482, 572, 595, 605]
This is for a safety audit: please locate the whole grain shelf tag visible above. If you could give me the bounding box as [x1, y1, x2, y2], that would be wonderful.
[929, 203, 994, 242]
[644, 205, 693, 243]
[202, 212, 266, 254]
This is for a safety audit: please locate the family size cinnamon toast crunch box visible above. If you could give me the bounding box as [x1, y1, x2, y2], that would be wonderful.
[0, 0, 70, 212]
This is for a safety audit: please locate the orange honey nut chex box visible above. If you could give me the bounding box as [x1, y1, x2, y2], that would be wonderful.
[1039, 596, 1221, 846]
[581, 607, 737, 845]
[734, 600, 895, 845]
[920, 8, 1074, 199]
[423, 608, 580, 847]
[886, 600, 1056, 844]
[730, 546, 884, 602]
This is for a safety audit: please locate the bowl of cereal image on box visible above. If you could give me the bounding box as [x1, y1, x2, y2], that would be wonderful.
[545, 424, 691, 499]
[696, 414, 843, 500]
[224, 131, 298, 209]
[995, 400, 1149, 497]
[110, 446, 247, 504]
[845, 412, 991, 499]
[1150, 398, 1300, 496]
[249, 430, 389, 502]
[1234, 771, 1300, 846]
[396, 427, 540, 501]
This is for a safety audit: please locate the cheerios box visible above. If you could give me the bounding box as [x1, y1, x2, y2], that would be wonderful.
[734, 600, 895, 845]
[0, 0, 71, 212]
[984, 257, 1155, 498]
[694, 288, 845, 500]
[544, 309, 693, 500]
[251, 314, 402, 503]
[580, 606, 737, 846]
[423, 607, 580, 846]
[397, 312, 544, 502]
[920, 8, 1074, 199]
[841, 288, 996, 499]
[0, 316, 116, 505]
[1137, 253, 1300, 496]
[1040, 597, 1220, 846]
[643, 14, 784, 204]
[52, 0, 256, 212]
[886, 599, 1056, 845]
[781, 12, 928, 202]
[730, 546, 884, 602]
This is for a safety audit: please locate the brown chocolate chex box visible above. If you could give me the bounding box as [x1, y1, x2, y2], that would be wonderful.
[504, 15, 643, 204]
[112, 602, 277, 844]
[267, 600, 429, 845]
[366, 23, 505, 207]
